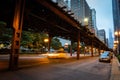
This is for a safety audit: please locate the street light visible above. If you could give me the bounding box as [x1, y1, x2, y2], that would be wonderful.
[44, 38, 49, 43]
[114, 40, 119, 44]
[114, 31, 120, 54]
[113, 42, 118, 48]
[84, 18, 89, 26]
[83, 18, 90, 32]
[44, 38, 49, 52]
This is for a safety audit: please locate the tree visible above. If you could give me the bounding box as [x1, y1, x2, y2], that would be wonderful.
[0, 22, 63, 51]
[72, 42, 77, 51]
[32, 33, 45, 49]
[21, 31, 34, 48]
[0, 21, 12, 46]
[0, 21, 7, 36]
[21, 31, 62, 50]
[51, 37, 62, 50]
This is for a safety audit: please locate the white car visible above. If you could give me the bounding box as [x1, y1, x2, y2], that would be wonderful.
[99, 51, 113, 63]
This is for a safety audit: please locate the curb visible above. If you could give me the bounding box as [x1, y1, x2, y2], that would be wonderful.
[110, 56, 120, 80]
[116, 58, 120, 70]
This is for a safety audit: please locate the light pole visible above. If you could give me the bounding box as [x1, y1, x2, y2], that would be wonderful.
[83, 18, 90, 33]
[84, 18, 89, 27]
[113, 40, 119, 55]
[114, 31, 120, 54]
[44, 38, 49, 52]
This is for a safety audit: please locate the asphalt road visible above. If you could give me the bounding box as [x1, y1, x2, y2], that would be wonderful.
[0, 55, 111, 80]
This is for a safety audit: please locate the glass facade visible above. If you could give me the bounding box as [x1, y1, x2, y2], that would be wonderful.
[112, 0, 120, 31]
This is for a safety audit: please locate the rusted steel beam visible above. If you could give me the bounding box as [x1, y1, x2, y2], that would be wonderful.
[9, 0, 25, 70]
[30, 0, 109, 51]
[77, 30, 80, 60]
[29, 13, 71, 33]
[91, 39, 94, 57]
[48, 33, 53, 52]
[36, 0, 81, 29]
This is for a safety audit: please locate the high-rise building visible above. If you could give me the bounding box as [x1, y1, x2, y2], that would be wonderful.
[98, 29, 106, 44]
[91, 9, 98, 36]
[108, 29, 114, 49]
[112, 0, 120, 31]
[57, 0, 66, 7]
[54, 0, 97, 36]
[106, 38, 109, 47]
[71, 0, 92, 28]
[84, 0, 91, 24]
[71, 0, 83, 23]
[52, 0, 69, 11]
[64, 0, 71, 10]
[112, 0, 120, 52]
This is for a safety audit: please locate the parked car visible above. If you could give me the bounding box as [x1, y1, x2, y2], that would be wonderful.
[99, 51, 113, 63]
[46, 50, 69, 59]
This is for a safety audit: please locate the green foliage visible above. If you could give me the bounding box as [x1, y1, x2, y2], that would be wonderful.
[51, 37, 62, 50]
[21, 31, 48, 49]
[0, 21, 12, 43]
[117, 55, 120, 62]
[72, 42, 77, 51]
[21, 31, 34, 47]
[0, 21, 62, 50]
[70, 42, 85, 53]
[21, 31, 62, 50]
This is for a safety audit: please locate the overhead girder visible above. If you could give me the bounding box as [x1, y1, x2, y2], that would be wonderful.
[24, 0, 79, 36]
[35, 0, 81, 29]
[0, 0, 110, 51]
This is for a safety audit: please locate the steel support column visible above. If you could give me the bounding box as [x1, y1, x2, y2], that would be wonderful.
[70, 40, 74, 56]
[48, 34, 53, 52]
[98, 46, 101, 55]
[77, 31, 80, 59]
[9, 0, 25, 70]
[91, 39, 94, 57]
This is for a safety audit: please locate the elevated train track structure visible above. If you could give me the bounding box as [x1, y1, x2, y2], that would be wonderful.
[0, 0, 110, 70]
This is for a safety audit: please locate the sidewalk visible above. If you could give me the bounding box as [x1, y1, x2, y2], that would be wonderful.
[110, 56, 120, 80]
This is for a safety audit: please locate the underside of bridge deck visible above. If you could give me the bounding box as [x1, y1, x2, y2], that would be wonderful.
[0, 0, 110, 70]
